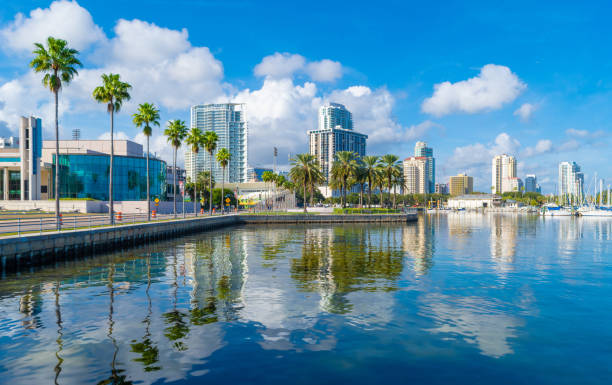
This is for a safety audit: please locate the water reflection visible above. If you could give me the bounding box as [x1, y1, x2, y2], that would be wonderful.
[0, 217, 610, 383]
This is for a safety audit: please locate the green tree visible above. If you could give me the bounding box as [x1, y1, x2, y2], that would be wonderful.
[93, 73, 132, 224]
[261, 171, 276, 211]
[132, 103, 160, 221]
[330, 151, 360, 208]
[185, 127, 204, 215]
[289, 154, 323, 213]
[164, 120, 187, 217]
[202, 131, 219, 214]
[215, 148, 231, 213]
[380, 154, 400, 208]
[362, 155, 379, 208]
[30, 37, 82, 229]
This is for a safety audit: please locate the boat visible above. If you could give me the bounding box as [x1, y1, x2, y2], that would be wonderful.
[579, 206, 612, 217]
[542, 204, 575, 216]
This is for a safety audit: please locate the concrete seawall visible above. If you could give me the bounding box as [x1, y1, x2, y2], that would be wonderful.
[0, 213, 416, 273]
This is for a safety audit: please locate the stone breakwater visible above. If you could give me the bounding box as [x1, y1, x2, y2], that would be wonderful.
[0, 213, 417, 273]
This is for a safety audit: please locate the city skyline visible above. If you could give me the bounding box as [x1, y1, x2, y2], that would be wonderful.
[0, 1, 610, 193]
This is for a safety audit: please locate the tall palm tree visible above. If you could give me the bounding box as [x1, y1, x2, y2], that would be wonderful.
[185, 127, 203, 215]
[393, 169, 406, 209]
[375, 167, 385, 208]
[30, 37, 82, 229]
[132, 103, 160, 221]
[93, 73, 132, 224]
[164, 120, 187, 218]
[330, 151, 359, 208]
[354, 164, 367, 208]
[202, 131, 218, 215]
[289, 154, 322, 213]
[261, 170, 276, 211]
[362, 155, 379, 208]
[380, 154, 400, 209]
[215, 148, 231, 213]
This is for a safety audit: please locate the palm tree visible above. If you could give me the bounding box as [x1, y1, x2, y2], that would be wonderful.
[393, 169, 406, 209]
[362, 155, 379, 208]
[132, 103, 160, 221]
[380, 154, 400, 209]
[289, 154, 322, 213]
[202, 131, 218, 215]
[261, 171, 276, 211]
[330, 151, 359, 208]
[93, 73, 132, 224]
[215, 148, 231, 213]
[354, 164, 367, 208]
[375, 167, 385, 208]
[164, 120, 187, 218]
[30, 37, 82, 229]
[185, 127, 203, 215]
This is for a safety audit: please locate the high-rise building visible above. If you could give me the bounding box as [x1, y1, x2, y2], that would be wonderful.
[414, 141, 435, 193]
[449, 174, 473, 196]
[558, 161, 584, 199]
[308, 103, 367, 183]
[435, 183, 448, 194]
[492, 154, 517, 194]
[186, 103, 248, 183]
[403, 157, 430, 194]
[525, 174, 538, 193]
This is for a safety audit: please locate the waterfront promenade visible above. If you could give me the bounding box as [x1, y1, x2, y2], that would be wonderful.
[0, 212, 417, 273]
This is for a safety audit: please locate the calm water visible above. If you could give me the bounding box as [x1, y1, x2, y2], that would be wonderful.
[1, 214, 611, 384]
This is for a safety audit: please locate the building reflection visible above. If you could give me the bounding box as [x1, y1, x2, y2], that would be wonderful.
[402, 216, 435, 275]
[489, 214, 517, 264]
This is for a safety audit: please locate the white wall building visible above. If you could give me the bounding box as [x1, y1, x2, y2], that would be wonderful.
[558, 161, 584, 199]
[447, 194, 502, 209]
[403, 156, 429, 194]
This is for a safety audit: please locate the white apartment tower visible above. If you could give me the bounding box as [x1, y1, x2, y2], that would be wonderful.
[414, 141, 435, 193]
[492, 154, 518, 194]
[186, 103, 248, 183]
[308, 103, 367, 183]
[558, 161, 584, 200]
[403, 157, 430, 194]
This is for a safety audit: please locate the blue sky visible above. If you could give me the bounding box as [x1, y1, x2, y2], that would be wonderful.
[0, 0, 610, 193]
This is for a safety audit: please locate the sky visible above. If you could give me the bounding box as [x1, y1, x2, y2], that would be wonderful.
[0, 0, 610, 193]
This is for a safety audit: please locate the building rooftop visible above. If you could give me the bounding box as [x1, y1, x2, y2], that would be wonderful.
[450, 194, 501, 200]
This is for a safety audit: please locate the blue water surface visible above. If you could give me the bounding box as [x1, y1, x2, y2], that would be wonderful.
[0, 214, 611, 384]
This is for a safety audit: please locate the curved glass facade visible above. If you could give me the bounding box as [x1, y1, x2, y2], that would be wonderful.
[53, 154, 166, 201]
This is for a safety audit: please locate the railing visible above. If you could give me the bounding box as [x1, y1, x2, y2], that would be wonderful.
[0, 210, 235, 238]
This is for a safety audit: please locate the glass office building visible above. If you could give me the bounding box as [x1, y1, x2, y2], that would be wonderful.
[52, 154, 166, 201]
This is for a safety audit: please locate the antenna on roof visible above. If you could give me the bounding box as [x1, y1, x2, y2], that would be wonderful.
[72, 128, 81, 141]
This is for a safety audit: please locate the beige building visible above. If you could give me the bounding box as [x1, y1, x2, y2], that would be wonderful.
[492, 154, 517, 194]
[403, 156, 429, 194]
[449, 174, 473, 196]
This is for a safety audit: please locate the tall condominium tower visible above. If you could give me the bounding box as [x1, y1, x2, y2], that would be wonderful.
[414, 141, 435, 193]
[403, 156, 430, 194]
[558, 161, 584, 199]
[308, 103, 367, 183]
[492, 154, 517, 194]
[186, 103, 248, 183]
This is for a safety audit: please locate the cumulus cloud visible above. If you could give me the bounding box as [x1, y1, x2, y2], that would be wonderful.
[254, 53, 306, 79]
[514, 103, 536, 122]
[305, 59, 342, 82]
[422, 64, 526, 116]
[254, 53, 343, 82]
[0, 0, 104, 52]
[523, 139, 552, 157]
[565, 128, 588, 137]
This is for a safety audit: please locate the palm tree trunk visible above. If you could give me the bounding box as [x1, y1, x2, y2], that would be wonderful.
[393, 184, 396, 209]
[221, 166, 225, 215]
[54, 89, 60, 230]
[109, 106, 114, 224]
[360, 184, 364, 208]
[194, 185, 197, 216]
[173, 148, 177, 218]
[368, 177, 372, 208]
[209, 153, 213, 215]
[303, 178, 307, 213]
[379, 185, 383, 209]
[146, 135, 150, 221]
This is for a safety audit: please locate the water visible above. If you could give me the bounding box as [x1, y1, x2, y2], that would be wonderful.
[1, 214, 611, 384]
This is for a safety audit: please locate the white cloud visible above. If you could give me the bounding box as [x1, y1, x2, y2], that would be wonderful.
[558, 139, 580, 152]
[422, 64, 526, 116]
[523, 139, 552, 157]
[305, 59, 342, 82]
[565, 128, 588, 137]
[254, 53, 343, 83]
[254, 53, 306, 79]
[514, 103, 536, 122]
[0, 0, 105, 52]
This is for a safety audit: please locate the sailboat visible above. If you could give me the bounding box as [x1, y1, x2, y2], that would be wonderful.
[579, 179, 612, 217]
